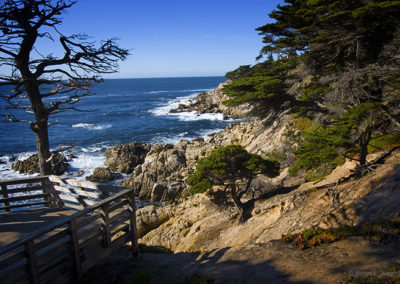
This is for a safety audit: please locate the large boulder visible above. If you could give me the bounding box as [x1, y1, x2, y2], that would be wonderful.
[104, 141, 151, 174]
[86, 167, 122, 182]
[12, 152, 68, 175]
[122, 142, 190, 200]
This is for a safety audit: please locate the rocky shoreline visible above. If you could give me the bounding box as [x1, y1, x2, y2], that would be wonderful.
[13, 81, 400, 257]
[82, 81, 297, 204]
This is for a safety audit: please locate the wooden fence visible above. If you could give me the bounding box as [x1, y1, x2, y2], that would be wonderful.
[0, 176, 138, 284]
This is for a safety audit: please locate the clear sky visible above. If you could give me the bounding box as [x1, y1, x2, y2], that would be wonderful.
[50, 0, 283, 78]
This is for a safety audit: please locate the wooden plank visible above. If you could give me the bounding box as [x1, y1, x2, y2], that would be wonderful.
[4, 185, 43, 195]
[1, 193, 48, 203]
[53, 185, 101, 199]
[0, 201, 48, 211]
[62, 202, 84, 211]
[34, 228, 70, 251]
[38, 247, 71, 275]
[109, 198, 129, 212]
[128, 191, 138, 256]
[77, 212, 101, 229]
[39, 256, 73, 284]
[110, 223, 129, 238]
[0, 250, 25, 270]
[101, 204, 111, 247]
[69, 219, 82, 279]
[110, 209, 129, 226]
[0, 188, 133, 255]
[25, 240, 40, 284]
[58, 193, 97, 208]
[0, 176, 48, 187]
[58, 193, 83, 204]
[79, 231, 102, 248]
[81, 232, 130, 272]
[1, 185, 10, 213]
[0, 264, 27, 284]
[48, 175, 122, 193]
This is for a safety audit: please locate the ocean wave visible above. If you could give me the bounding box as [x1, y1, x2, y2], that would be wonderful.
[150, 94, 198, 116]
[169, 111, 228, 122]
[72, 123, 112, 130]
[0, 152, 37, 181]
[147, 88, 212, 95]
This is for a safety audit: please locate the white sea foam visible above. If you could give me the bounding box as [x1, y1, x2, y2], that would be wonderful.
[72, 123, 112, 130]
[0, 144, 109, 182]
[150, 92, 232, 122]
[169, 111, 227, 122]
[0, 152, 37, 181]
[150, 94, 197, 116]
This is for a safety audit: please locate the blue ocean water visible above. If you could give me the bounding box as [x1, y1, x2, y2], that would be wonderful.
[0, 76, 229, 180]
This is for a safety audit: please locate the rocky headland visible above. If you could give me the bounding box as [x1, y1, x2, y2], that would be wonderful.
[85, 81, 400, 282]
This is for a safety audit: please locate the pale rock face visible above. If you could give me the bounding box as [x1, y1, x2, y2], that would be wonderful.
[104, 141, 151, 174]
[169, 81, 251, 119]
[137, 149, 400, 252]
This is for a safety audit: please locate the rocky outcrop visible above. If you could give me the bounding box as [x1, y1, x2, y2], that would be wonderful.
[121, 142, 192, 200]
[138, 149, 400, 252]
[170, 81, 251, 119]
[104, 141, 151, 174]
[120, 112, 295, 201]
[12, 152, 68, 175]
[136, 204, 173, 237]
[86, 167, 122, 182]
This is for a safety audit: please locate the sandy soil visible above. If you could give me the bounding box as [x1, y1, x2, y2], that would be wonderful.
[83, 236, 400, 283]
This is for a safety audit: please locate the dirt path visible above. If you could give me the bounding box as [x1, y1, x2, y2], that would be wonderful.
[83, 237, 400, 283]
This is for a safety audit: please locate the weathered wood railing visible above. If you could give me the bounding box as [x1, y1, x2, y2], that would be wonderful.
[0, 176, 138, 284]
[0, 175, 121, 212]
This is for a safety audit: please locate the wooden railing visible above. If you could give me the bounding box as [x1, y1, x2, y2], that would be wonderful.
[0, 175, 121, 212]
[0, 176, 138, 284]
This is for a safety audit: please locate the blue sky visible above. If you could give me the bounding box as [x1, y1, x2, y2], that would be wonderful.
[51, 0, 283, 78]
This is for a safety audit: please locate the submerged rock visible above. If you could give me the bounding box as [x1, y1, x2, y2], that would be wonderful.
[12, 152, 68, 175]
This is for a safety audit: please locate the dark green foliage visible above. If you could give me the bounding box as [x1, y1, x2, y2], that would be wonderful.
[225, 65, 252, 81]
[290, 102, 385, 175]
[298, 82, 329, 102]
[186, 145, 279, 219]
[187, 145, 279, 194]
[185, 171, 213, 194]
[222, 59, 295, 115]
[222, 0, 400, 175]
[257, 0, 400, 71]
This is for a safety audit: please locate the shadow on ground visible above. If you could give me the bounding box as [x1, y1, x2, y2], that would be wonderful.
[83, 245, 313, 284]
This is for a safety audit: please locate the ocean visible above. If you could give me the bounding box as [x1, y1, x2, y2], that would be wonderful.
[0, 76, 230, 181]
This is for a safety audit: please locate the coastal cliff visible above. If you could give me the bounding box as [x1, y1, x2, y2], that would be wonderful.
[83, 81, 400, 283]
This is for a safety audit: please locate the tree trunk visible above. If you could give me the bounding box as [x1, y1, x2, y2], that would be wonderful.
[359, 128, 372, 167]
[32, 119, 51, 175]
[230, 183, 246, 223]
[25, 79, 51, 176]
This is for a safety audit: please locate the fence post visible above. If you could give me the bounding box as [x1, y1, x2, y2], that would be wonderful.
[43, 178, 63, 208]
[69, 219, 82, 280]
[127, 190, 138, 257]
[1, 185, 11, 212]
[101, 203, 111, 247]
[25, 239, 40, 284]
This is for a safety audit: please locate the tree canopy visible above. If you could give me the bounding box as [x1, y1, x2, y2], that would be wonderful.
[222, 0, 400, 177]
[0, 0, 128, 175]
[186, 145, 279, 219]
